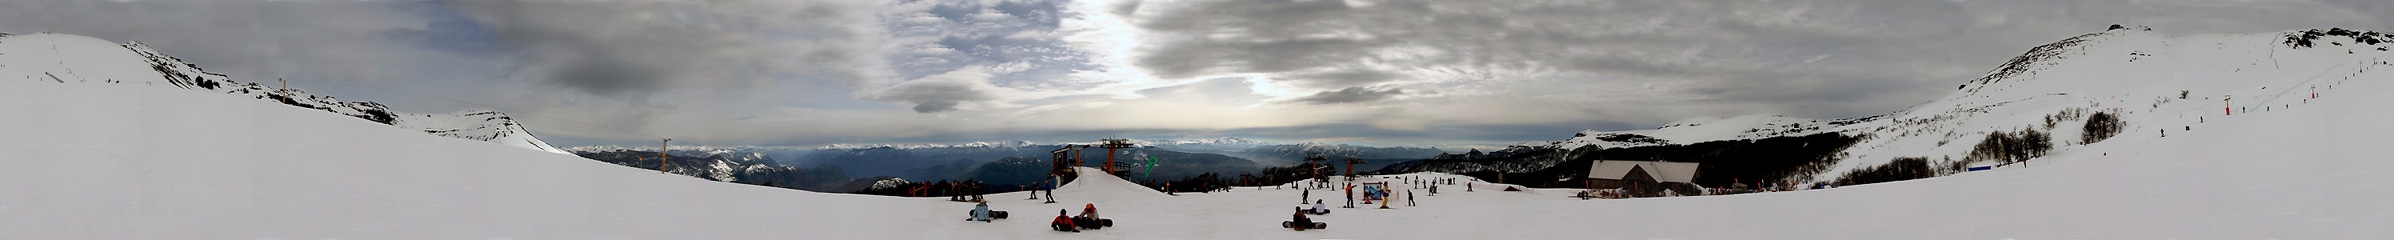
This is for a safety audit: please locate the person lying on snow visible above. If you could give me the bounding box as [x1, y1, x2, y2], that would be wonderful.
[1050, 209, 1078, 232]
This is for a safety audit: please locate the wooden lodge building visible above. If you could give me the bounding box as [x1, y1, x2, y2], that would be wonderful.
[1586, 160, 1701, 197]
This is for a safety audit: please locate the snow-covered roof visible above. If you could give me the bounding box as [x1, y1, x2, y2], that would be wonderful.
[1587, 160, 1700, 183]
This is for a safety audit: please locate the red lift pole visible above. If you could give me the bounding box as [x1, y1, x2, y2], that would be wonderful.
[1344, 158, 1365, 177]
[1098, 138, 1135, 175]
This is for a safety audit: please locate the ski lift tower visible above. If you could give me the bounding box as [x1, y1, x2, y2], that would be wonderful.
[1344, 158, 1366, 178]
[1051, 144, 1088, 176]
[1098, 138, 1136, 175]
[1303, 152, 1330, 184]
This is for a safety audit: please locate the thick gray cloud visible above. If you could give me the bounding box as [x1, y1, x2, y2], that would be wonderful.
[444, 0, 886, 99]
[1126, 0, 2392, 120]
[869, 0, 1099, 112]
[1286, 87, 1403, 105]
[868, 68, 999, 113]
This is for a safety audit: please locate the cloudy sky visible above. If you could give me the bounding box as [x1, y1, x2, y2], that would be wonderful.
[4, 0, 2389, 148]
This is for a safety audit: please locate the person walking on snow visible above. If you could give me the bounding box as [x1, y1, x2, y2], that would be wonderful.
[1406, 190, 1416, 206]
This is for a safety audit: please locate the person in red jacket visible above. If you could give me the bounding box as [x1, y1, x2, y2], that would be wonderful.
[1051, 209, 1078, 232]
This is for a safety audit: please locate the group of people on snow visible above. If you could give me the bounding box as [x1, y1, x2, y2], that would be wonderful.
[1050, 203, 1110, 232]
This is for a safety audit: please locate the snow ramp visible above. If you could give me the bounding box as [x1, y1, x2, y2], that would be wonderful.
[1055, 167, 1164, 198]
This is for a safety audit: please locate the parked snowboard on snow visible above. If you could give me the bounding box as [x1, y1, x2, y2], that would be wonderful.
[1070, 217, 1113, 230]
[965, 210, 1009, 220]
[1281, 221, 1327, 230]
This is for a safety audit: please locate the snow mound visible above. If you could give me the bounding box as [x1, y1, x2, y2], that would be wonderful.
[393, 110, 568, 154]
[1057, 167, 1164, 198]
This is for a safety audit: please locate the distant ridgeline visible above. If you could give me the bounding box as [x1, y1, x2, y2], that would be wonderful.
[570, 149, 866, 192]
[1372, 133, 1858, 190]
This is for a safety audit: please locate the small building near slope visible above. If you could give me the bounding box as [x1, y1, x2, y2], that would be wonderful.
[1586, 160, 1701, 197]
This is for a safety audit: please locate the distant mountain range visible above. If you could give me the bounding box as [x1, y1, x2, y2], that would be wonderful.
[564, 138, 1458, 189]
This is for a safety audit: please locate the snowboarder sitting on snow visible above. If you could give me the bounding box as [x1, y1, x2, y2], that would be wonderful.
[1289, 207, 1315, 231]
[1077, 203, 1101, 220]
[969, 202, 993, 222]
[1051, 209, 1078, 232]
[1310, 199, 1329, 215]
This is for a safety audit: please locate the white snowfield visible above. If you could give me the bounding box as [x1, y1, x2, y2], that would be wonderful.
[5, 29, 2394, 238]
[0, 33, 569, 155]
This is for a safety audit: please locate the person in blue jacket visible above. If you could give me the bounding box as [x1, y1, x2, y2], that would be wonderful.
[969, 202, 993, 222]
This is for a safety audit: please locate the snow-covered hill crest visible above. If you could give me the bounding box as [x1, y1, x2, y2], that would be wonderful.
[1506, 26, 2394, 184]
[1, 33, 566, 154]
[1816, 26, 2394, 181]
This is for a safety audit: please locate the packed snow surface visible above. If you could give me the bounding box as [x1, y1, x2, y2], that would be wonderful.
[5, 30, 2393, 238]
[0, 33, 567, 154]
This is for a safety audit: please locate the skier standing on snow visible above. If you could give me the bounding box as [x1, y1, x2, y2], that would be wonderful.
[1344, 184, 1356, 208]
[1300, 187, 1310, 204]
[1406, 190, 1416, 206]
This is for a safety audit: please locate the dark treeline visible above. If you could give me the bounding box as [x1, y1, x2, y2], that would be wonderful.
[1400, 133, 1860, 190]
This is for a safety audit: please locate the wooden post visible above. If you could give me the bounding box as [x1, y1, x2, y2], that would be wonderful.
[660, 138, 672, 174]
[279, 78, 288, 103]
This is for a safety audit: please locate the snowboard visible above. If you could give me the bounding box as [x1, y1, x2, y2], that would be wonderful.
[1281, 221, 1328, 230]
[1071, 217, 1112, 230]
[964, 210, 1008, 220]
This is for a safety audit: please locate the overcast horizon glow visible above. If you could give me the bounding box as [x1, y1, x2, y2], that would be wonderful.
[3, 0, 2389, 148]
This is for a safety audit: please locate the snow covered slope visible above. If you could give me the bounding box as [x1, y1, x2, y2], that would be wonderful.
[1526, 27, 2394, 184]
[0, 33, 566, 154]
[1816, 27, 2394, 181]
